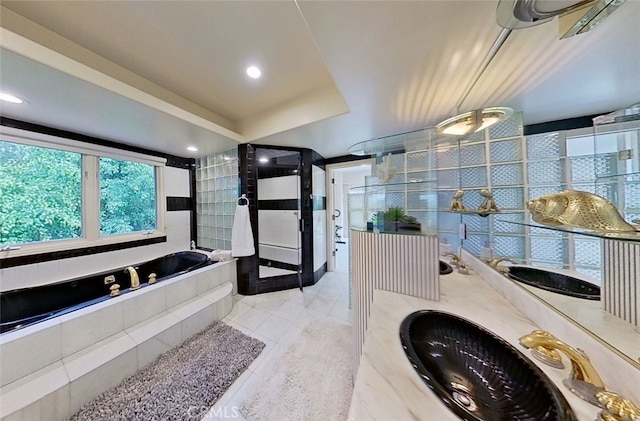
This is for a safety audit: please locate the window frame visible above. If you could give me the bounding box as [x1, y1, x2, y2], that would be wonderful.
[0, 126, 166, 257]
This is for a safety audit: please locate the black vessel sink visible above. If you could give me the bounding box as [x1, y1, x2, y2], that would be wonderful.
[439, 260, 453, 275]
[507, 266, 600, 300]
[400, 311, 576, 421]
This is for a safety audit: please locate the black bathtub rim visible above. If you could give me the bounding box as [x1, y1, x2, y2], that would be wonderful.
[0, 251, 213, 295]
[506, 266, 601, 301]
[0, 251, 218, 335]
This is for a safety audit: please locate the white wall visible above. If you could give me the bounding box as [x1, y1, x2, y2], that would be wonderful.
[313, 165, 326, 272]
[165, 166, 191, 197]
[0, 167, 192, 292]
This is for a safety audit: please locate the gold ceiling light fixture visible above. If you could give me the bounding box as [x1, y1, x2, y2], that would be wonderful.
[436, 107, 513, 136]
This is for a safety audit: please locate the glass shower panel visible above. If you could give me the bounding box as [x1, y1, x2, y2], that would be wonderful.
[255, 148, 302, 280]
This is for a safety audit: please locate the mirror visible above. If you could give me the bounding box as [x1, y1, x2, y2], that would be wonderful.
[255, 147, 302, 281]
[473, 107, 640, 367]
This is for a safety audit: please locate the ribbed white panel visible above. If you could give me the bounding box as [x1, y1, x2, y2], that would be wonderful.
[603, 240, 639, 327]
[351, 230, 439, 376]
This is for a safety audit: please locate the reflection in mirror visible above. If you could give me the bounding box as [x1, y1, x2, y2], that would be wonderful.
[439, 106, 640, 367]
[255, 148, 302, 280]
[479, 109, 640, 367]
[489, 259, 640, 366]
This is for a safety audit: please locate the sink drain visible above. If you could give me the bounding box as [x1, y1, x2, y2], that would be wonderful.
[451, 383, 478, 412]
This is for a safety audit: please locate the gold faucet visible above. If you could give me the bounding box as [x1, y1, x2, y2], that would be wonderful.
[595, 390, 640, 421]
[518, 330, 605, 389]
[444, 252, 468, 274]
[519, 330, 640, 416]
[489, 257, 512, 275]
[124, 266, 140, 290]
[489, 257, 512, 268]
[445, 252, 462, 266]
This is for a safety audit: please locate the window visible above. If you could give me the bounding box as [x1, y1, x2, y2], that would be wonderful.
[0, 126, 166, 255]
[0, 141, 82, 246]
[100, 157, 157, 235]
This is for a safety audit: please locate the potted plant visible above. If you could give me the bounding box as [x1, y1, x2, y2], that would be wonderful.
[368, 207, 421, 233]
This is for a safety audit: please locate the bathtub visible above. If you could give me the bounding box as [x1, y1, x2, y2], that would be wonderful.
[1, 251, 214, 334]
[0, 254, 237, 420]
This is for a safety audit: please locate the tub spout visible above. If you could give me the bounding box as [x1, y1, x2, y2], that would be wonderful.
[125, 266, 140, 290]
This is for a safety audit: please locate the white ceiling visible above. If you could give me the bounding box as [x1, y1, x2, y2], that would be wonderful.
[1, 1, 639, 159]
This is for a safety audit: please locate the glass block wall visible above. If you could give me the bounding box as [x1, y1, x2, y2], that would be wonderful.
[526, 131, 607, 279]
[436, 113, 603, 280]
[437, 113, 527, 260]
[195, 148, 238, 250]
[346, 113, 606, 279]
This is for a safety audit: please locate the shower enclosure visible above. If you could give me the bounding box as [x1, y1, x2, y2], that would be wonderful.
[236, 144, 326, 294]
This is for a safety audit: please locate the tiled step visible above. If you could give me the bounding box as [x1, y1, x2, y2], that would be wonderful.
[0, 280, 234, 421]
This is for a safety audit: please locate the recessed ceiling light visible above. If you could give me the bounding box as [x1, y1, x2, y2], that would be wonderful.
[258, 157, 269, 163]
[246, 66, 261, 79]
[187, 146, 198, 152]
[0, 92, 25, 104]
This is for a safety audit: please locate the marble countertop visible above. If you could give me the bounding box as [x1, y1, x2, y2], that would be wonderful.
[347, 270, 602, 421]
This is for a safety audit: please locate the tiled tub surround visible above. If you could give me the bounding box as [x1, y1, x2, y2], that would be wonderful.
[0, 259, 236, 421]
[1, 251, 212, 334]
[349, 275, 609, 420]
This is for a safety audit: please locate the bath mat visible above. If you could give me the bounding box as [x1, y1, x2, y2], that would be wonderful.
[67, 322, 265, 421]
[240, 320, 353, 421]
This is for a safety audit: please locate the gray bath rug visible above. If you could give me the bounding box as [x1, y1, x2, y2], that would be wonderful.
[67, 322, 265, 421]
[240, 320, 353, 421]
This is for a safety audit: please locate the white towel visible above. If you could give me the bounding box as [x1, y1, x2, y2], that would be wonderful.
[211, 249, 233, 261]
[231, 204, 255, 257]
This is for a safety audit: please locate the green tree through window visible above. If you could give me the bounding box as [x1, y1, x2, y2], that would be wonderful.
[100, 157, 156, 235]
[0, 141, 82, 246]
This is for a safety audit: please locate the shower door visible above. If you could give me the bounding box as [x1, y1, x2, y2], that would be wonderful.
[255, 148, 303, 287]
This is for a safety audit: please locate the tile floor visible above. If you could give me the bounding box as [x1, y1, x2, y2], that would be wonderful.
[201, 270, 352, 421]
